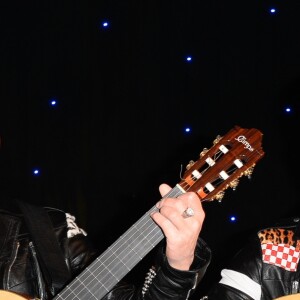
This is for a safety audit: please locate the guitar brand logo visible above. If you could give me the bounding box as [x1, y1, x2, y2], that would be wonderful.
[235, 135, 254, 151]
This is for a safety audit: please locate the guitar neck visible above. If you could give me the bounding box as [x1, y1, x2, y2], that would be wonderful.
[54, 185, 184, 300]
[53, 126, 265, 299]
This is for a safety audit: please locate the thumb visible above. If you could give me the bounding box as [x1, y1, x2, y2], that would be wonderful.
[159, 183, 172, 197]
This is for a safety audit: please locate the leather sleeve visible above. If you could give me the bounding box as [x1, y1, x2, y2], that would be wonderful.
[103, 237, 212, 300]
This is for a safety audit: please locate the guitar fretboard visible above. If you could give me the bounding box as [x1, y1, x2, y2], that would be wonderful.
[54, 185, 184, 300]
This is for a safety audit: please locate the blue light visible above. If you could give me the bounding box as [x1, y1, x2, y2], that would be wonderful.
[270, 8, 276, 14]
[283, 105, 295, 115]
[185, 127, 191, 133]
[49, 99, 57, 106]
[102, 21, 109, 28]
[33, 169, 40, 176]
[285, 106, 291, 113]
[230, 216, 237, 222]
[186, 56, 192, 62]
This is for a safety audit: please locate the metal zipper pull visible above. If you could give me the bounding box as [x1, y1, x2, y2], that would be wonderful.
[292, 281, 299, 294]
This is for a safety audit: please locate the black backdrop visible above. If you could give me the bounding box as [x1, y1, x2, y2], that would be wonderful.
[0, 0, 299, 298]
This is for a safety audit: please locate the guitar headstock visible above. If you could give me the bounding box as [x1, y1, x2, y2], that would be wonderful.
[178, 126, 264, 202]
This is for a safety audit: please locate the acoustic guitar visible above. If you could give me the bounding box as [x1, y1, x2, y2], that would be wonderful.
[0, 126, 265, 300]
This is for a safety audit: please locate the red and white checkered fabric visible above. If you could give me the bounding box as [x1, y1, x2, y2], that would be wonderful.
[261, 242, 300, 272]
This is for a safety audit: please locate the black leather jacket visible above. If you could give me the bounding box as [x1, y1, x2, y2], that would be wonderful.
[0, 207, 211, 300]
[202, 217, 300, 300]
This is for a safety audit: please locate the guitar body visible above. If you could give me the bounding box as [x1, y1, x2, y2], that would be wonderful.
[0, 290, 30, 299]
[0, 291, 298, 300]
[275, 295, 300, 299]
[0, 291, 299, 300]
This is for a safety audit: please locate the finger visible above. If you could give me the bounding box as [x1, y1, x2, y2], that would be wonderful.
[159, 183, 172, 197]
[151, 208, 180, 236]
[156, 192, 200, 219]
[177, 192, 203, 211]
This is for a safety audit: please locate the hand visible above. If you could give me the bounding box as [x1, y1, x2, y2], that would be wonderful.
[151, 183, 205, 271]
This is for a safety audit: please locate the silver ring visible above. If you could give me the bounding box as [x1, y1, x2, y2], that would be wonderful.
[182, 207, 194, 218]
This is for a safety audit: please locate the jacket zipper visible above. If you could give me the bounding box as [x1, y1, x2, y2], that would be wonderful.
[292, 281, 299, 294]
[29, 241, 45, 300]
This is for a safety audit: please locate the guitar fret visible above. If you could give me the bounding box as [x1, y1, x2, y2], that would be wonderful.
[76, 275, 99, 299]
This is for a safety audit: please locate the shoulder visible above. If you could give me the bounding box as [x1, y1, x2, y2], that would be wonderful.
[44, 206, 68, 227]
[0, 208, 22, 234]
[0, 204, 87, 238]
[44, 207, 87, 238]
[257, 217, 300, 247]
[257, 217, 300, 272]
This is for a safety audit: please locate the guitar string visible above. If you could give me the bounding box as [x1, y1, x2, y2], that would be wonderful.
[59, 183, 224, 298]
[55, 152, 241, 299]
[55, 208, 163, 299]
[55, 186, 186, 299]
[55, 205, 173, 293]
[56, 179, 201, 299]
[57, 167, 226, 300]
[55, 139, 263, 299]
[61, 216, 164, 299]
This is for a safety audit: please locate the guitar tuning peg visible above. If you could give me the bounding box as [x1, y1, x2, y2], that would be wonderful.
[244, 166, 255, 179]
[200, 148, 208, 157]
[186, 160, 195, 170]
[229, 179, 239, 190]
[213, 135, 222, 145]
[215, 191, 225, 202]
